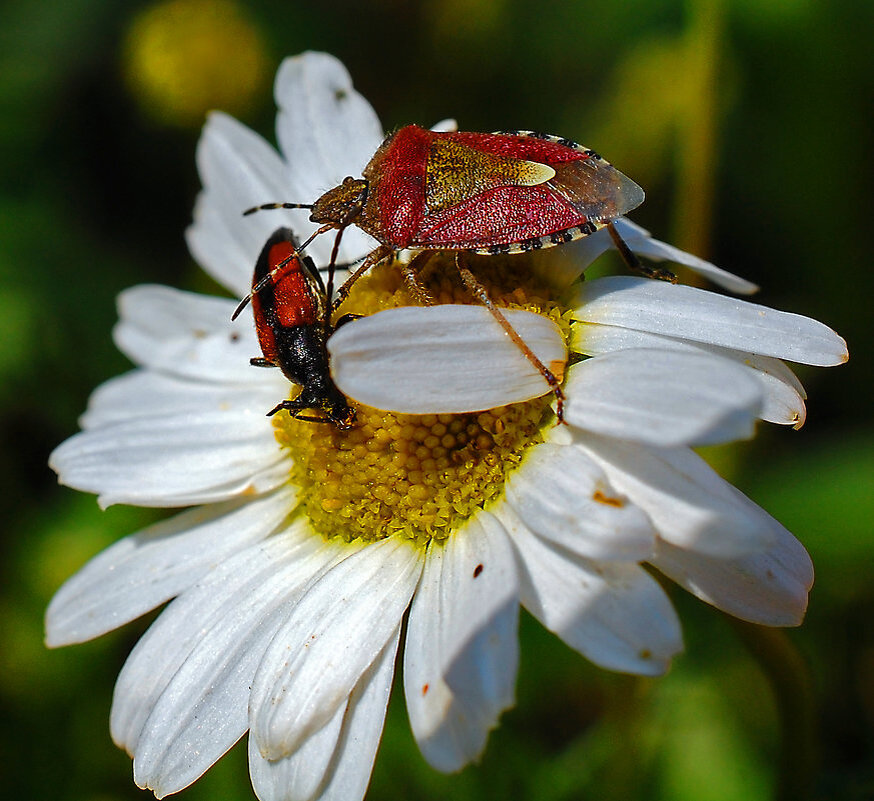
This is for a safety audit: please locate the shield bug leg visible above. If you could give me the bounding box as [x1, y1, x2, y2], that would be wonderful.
[606, 222, 677, 283]
[455, 254, 566, 423]
[398, 252, 437, 306]
[250, 357, 275, 368]
[330, 245, 395, 312]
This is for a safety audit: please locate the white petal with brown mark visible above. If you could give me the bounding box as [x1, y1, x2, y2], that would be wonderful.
[504, 442, 656, 561]
[404, 511, 519, 773]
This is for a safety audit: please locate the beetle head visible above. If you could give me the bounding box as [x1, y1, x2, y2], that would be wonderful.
[310, 177, 368, 228]
[284, 379, 357, 431]
[316, 381, 357, 430]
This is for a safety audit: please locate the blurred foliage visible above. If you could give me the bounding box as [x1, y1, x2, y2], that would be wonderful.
[1, 0, 872, 800]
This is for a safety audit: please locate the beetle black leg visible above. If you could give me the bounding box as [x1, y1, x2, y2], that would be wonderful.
[455, 254, 566, 424]
[266, 399, 325, 422]
[250, 357, 276, 368]
[334, 313, 363, 329]
[291, 412, 332, 424]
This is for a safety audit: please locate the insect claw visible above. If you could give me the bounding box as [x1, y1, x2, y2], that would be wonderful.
[265, 401, 287, 417]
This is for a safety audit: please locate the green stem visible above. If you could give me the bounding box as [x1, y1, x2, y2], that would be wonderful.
[728, 618, 818, 801]
[674, 0, 723, 262]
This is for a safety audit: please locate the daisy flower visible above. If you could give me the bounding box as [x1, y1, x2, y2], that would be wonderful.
[46, 51, 848, 801]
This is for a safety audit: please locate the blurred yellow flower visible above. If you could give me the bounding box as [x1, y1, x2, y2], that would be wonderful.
[123, 0, 269, 128]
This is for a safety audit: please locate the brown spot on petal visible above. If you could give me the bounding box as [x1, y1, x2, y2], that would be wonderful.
[593, 489, 624, 507]
[473, 563, 484, 578]
[422, 683, 430, 696]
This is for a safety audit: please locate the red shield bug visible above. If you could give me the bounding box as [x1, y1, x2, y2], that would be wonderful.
[233, 227, 356, 429]
[244, 125, 673, 420]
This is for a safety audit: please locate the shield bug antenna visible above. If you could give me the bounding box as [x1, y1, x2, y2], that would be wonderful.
[243, 125, 674, 421]
[235, 227, 356, 429]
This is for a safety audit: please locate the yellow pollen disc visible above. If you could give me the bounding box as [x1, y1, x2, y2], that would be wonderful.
[273, 255, 575, 545]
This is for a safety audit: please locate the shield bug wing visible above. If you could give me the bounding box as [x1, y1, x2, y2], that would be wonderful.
[247, 228, 356, 429]
[545, 146, 645, 222]
[392, 128, 646, 251]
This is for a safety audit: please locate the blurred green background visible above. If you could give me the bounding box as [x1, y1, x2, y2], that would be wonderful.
[1, 0, 872, 799]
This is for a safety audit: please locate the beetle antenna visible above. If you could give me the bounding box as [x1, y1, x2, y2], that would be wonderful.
[231, 294, 252, 321]
[231, 223, 338, 321]
[243, 202, 314, 216]
[297, 222, 335, 253]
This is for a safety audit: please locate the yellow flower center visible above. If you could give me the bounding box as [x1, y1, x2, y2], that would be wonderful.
[273, 255, 573, 544]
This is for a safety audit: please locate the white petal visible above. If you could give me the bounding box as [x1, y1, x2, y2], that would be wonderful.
[113, 285, 268, 384]
[572, 322, 807, 427]
[250, 627, 399, 801]
[404, 511, 519, 773]
[50, 408, 283, 508]
[111, 525, 310, 749]
[121, 530, 348, 795]
[504, 442, 655, 561]
[330, 305, 566, 414]
[576, 433, 781, 557]
[186, 111, 298, 296]
[249, 701, 347, 801]
[80, 369, 286, 430]
[430, 118, 458, 132]
[498, 505, 682, 675]
[651, 524, 814, 626]
[563, 349, 762, 447]
[45, 487, 294, 646]
[573, 276, 848, 366]
[273, 51, 382, 265]
[250, 538, 422, 760]
[314, 628, 399, 801]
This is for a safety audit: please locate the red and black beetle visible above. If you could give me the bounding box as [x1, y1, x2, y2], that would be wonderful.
[233, 227, 356, 429]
